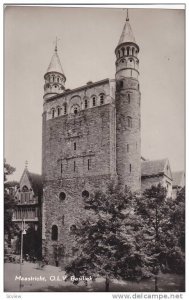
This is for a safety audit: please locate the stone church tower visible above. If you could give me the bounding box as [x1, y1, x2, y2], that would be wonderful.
[42, 12, 141, 266]
[115, 12, 141, 191]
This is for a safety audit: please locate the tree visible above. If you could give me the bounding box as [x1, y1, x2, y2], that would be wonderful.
[134, 184, 185, 291]
[4, 160, 19, 251]
[165, 187, 185, 273]
[4, 159, 16, 182]
[65, 183, 152, 291]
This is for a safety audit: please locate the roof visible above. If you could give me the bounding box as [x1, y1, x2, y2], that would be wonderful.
[117, 18, 136, 47]
[46, 48, 65, 76]
[172, 171, 185, 187]
[27, 171, 43, 196]
[141, 159, 168, 177]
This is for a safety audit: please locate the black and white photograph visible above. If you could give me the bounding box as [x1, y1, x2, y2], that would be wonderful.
[4, 4, 185, 296]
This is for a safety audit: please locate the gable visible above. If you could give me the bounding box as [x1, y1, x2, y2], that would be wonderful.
[20, 169, 32, 190]
[164, 159, 173, 181]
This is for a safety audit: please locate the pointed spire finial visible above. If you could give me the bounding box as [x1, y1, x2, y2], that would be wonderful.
[55, 36, 58, 52]
[25, 160, 28, 169]
[126, 8, 129, 21]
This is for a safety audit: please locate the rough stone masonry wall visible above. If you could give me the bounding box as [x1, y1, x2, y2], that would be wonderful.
[116, 77, 141, 191]
[42, 102, 116, 266]
[42, 174, 111, 267]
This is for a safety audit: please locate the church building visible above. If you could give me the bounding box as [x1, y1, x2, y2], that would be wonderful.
[41, 12, 183, 266]
[42, 12, 141, 266]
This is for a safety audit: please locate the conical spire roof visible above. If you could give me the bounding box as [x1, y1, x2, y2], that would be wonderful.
[117, 12, 136, 46]
[46, 46, 65, 76]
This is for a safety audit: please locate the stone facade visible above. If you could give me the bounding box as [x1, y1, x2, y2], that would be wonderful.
[42, 16, 141, 266]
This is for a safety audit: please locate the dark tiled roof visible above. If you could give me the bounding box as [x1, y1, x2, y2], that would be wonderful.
[141, 159, 167, 177]
[172, 171, 184, 187]
[27, 171, 43, 196]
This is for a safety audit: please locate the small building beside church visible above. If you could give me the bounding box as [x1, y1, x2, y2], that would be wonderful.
[12, 167, 43, 259]
[141, 158, 173, 198]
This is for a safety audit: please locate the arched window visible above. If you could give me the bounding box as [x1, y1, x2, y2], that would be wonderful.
[52, 75, 55, 82]
[126, 47, 130, 56]
[57, 77, 59, 83]
[59, 192, 66, 201]
[51, 225, 58, 241]
[57, 107, 61, 116]
[51, 108, 55, 119]
[74, 107, 78, 115]
[84, 99, 88, 109]
[127, 93, 131, 103]
[121, 47, 125, 56]
[132, 47, 135, 56]
[127, 116, 132, 128]
[64, 103, 67, 115]
[100, 94, 105, 105]
[92, 96, 96, 107]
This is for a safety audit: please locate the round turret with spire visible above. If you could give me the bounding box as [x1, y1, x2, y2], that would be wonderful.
[44, 38, 66, 100]
[115, 10, 141, 192]
[115, 9, 140, 81]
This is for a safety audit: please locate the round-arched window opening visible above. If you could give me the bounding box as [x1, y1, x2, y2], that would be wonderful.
[130, 59, 133, 63]
[121, 60, 125, 63]
[74, 107, 78, 115]
[51, 225, 58, 241]
[82, 190, 89, 198]
[59, 192, 66, 201]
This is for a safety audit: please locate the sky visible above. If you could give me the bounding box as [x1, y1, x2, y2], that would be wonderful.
[4, 6, 185, 181]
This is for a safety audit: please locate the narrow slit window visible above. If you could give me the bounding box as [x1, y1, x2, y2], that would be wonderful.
[74, 142, 76, 150]
[57, 107, 61, 116]
[64, 104, 67, 115]
[92, 97, 96, 107]
[84, 99, 88, 109]
[74, 161, 76, 172]
[128, 94, 131, 103]
[52, 109, 55, 119]
[51, 225, 58, 241]
[61, 161, 63, 174]
[100, 94, 104, 105]
[88, 159, 91, 170]
[130, 164, 132, 173]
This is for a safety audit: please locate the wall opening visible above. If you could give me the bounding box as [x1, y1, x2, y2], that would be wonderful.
[59, 192, 66, 201]
[82, 190, 89, 198]
[51, 225, 58, 241]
